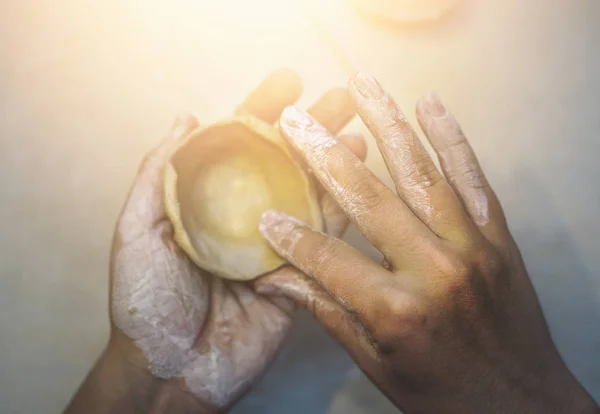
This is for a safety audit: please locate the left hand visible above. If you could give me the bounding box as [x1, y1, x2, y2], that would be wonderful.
[66, 69, 367, 414]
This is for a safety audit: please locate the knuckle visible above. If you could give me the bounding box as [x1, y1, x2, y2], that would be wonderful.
[439, 275, 473, 308]
[429, 247, 471, 280]
[472, 245, 506, 278]
[460, 162, 488, 189]
[381, 111, 408, 130]
[402, 156, 443, 189]
[440, 139, 489, 189]
[426, 248, 476, 301]
[344, 174, 385, 212]
[307, 236, 338, 276]
[370, 291, 425, 354]
[429, 245, 506, 313]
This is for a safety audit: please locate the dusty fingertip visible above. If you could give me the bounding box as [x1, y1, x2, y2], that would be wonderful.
[259, 210, 305, 232]
[421, 91, 447, 118]
[259, 210, 306, 251]
[259, 210, 288, 239]
[260, 210, 287, 228]
[348, 72, 385, 99]
[280, 105, 312, 128]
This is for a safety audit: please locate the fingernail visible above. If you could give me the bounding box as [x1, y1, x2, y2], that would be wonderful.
[350, 72, 385, 99]
[259, 210, 305, 249]
[280, 106, 337, 153]
[423, 92, 447, 118]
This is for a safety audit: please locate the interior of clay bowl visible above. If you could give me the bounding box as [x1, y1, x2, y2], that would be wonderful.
[166, 120, 322, 280]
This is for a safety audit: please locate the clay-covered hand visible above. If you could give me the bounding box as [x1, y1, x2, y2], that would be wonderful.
[257, 73, 600, 414]
[65, 70, 366, 414]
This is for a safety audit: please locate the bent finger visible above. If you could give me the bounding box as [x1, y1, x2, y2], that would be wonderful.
[307, 87, 356, 135]
[255, 267, 385, 379]
[235, 68, 303, 124]
[259, 210, 389, 328]
[279, 106, 432, 265]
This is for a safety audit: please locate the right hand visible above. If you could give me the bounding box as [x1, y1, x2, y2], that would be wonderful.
[256, 73, 599, 414]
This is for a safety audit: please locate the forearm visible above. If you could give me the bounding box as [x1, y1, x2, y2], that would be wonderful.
[64, 341, 218, 414]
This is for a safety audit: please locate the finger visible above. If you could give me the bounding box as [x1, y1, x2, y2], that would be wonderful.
[321, 132, 367, 236]
[259, 210, 390, 328]
[348, 73, 473, 241]
[416, 92, 510, 246]
[336, 132, 368, 161]
[116, 114, 199, 244]
[235, 68, 303, 124]
[255, 268, 385, 379]
[307, 87, 356, 135]
[301, 87, 364, 236]
[279, 106, 432, 264]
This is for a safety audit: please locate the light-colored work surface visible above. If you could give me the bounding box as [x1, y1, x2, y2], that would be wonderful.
[1, 1, 599, 413]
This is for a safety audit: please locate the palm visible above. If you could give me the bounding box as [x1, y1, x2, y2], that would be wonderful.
[108, 70, 364, 410]
[183, 272, 294, 406]
[111, 207, 293, 407]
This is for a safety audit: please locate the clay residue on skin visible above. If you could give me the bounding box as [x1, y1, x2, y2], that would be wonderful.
[259, 210, 307, 257]
[113, 182, 291, 406]
[112, 116, 296, 408]
[258, 268, 380, 363]
[279, 106, 378, 225]
[112, 226, 292, 407]
[349, 75, 442, 227]
[417, 95, 491, 227]
[280, 106, 338, 170]
[111, 220, 210, 380]
[180, 280, 290, 407]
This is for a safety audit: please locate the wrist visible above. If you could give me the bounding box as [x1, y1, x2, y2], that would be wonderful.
[65, 331, 221, 414]
[480, 360, 598, 414]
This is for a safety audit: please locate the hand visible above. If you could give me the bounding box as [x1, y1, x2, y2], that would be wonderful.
[257, 73, 599, 414]
[65, 69, 367, 414]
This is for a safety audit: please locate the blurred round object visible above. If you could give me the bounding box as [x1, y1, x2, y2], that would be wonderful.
[349, 0, 461, 24]
[164, 115, 323, 281]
